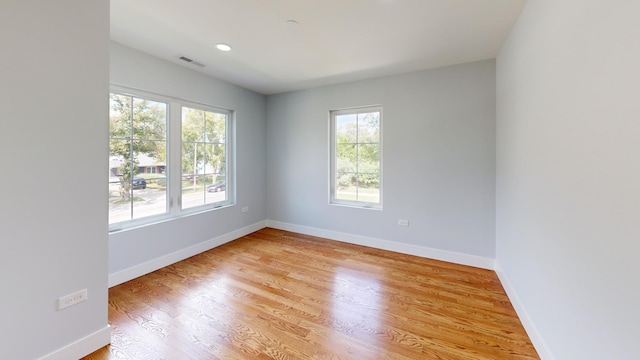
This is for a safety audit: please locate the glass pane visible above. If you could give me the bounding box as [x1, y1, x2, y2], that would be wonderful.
[357, 174, 380, 203]
[182, 142, 200, 178]
[357, 112, 380, 143]
[335, 172, 356, 201]
[203, 144, 225, 174]
[182, 106, 229, 210]
[181, 140, 204, 210]
[181, 146, 204, 209]
[134, 140, 166, 170]
[131, 178, 167, 220]
[109, 192, 132, 224]
[336, 144, 356, 172]
[109, 94, 131, 138]
[109, 92, 169, 226]
[205, 174, 226, 204]
[182, 190, 205, 209]
[132, 98, 166, 141]
[205, 111, 226, 143]
[336, 114, 357, 143]
[109, 146, 169, 223]
[182, 107, 205, 142]
[358, 144, 380, 174]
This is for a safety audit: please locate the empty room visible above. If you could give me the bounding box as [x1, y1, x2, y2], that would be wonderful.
[1, 0, 638, 359]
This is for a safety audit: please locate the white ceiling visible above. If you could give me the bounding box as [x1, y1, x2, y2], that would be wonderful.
[111, 0, 526, 95]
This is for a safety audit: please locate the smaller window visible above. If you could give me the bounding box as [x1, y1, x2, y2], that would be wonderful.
[330, 106, 382, 208]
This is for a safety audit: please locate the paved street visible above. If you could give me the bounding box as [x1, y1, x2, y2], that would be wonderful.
[109, 186, 226, 224]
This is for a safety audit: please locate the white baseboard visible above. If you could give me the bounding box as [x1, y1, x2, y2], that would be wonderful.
[494, 262, 554, 360]
[107, 219, 550, 358]
[265, 220, 495, 270]
[108, 220, 267, 287]
[38, 325, 110, 360]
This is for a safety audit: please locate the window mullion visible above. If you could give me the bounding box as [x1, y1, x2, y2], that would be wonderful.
[168, 102, 182, 215]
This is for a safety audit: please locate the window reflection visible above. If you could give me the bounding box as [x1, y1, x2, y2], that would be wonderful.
[330, 268, 382, 354]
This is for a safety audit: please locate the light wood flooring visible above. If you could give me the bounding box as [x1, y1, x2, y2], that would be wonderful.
[84, 228, 539, 359]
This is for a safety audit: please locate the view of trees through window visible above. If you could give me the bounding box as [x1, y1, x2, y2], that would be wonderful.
[109, 93, 167, 224]
[181, 107, 227, 209]
[332, 108, 381, 206]
[108, 90, 232, 229]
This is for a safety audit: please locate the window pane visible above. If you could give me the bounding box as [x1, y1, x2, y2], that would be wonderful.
[132, 98, 166, 141]
[357, 174, 380, 203]
[181, 142, 205, 208]
[182, 107, 205, 141]
[336, 144, 356, 172]
[205, 175, 226, 204]
[206, 112, 226, 143]
[181, 142, 198, 177]
[357, 112, 380, 143]
[181, 182, 205, 208]
[335, 172, 357, 201]
[182, 106, 228, 210]
[358, 144, 380, 173]
[336, 114, 357, 143]
[203, 143, 226, 174]
[109, 94, 131, 138]
[109, 93, 168, 225]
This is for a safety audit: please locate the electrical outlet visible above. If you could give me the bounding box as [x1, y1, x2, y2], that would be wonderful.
[58, 289, 88, 311]
[242, 206, 248, 213]
[398, 219, 409, 227]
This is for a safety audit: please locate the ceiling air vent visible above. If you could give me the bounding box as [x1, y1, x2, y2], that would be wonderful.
[178, 56, 205, 67]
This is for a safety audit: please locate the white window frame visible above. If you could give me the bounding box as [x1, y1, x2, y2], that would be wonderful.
[329, 105, 383, 209]
[178, 101, 234, 213]
[109, 86, 234, 232]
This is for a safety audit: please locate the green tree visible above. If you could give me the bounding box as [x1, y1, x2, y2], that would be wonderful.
[181, 107, 226, 187]
[335, 112, 380, 189]
[109, 94, 166, 199]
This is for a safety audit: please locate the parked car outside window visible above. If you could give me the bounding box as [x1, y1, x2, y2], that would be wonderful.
[132, 177, 147, 190]
[207, 180, 225, 192]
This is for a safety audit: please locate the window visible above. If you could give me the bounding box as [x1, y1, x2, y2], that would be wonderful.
[330, 106, 382, 208]
[109, 93, 167, 224]
[181, 106, 229, 209]
[108, 88, 233, 230]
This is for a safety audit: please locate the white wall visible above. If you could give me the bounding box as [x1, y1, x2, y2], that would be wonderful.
[0, 1, 110, 359]
[496, 0, 640, 358]
[108, 42, 267, 282]
[266, 60, 496, 262]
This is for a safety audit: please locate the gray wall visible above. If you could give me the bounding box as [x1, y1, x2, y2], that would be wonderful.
[108, 42, 267, 276]
[0, 1, 110, 359]
[496, 0, 640, 358]
[266, 60, 496, 258]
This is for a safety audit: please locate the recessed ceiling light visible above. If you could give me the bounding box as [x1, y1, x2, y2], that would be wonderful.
[284, 20, 299, 30]
[216, 43, 232, 52]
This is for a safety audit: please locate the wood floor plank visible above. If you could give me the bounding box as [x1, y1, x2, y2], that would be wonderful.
[83, 228, 539, 359]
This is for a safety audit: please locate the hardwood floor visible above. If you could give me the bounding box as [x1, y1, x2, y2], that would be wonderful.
[83, 228, 539, 359]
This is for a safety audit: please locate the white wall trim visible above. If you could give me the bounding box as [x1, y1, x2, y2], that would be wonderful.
[38, 325, 110, 360]
[494, 262, 554, 360]
[266, 220, 495, 270]
[106, 220, 551, 358]
[109, 221, 267, 287]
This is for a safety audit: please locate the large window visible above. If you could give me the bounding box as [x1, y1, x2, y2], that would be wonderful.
[108, 88, 233, 230]
[109, 93, 167, 224]
[330, 106, 382, 208]
[181, 106, 228, 209]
